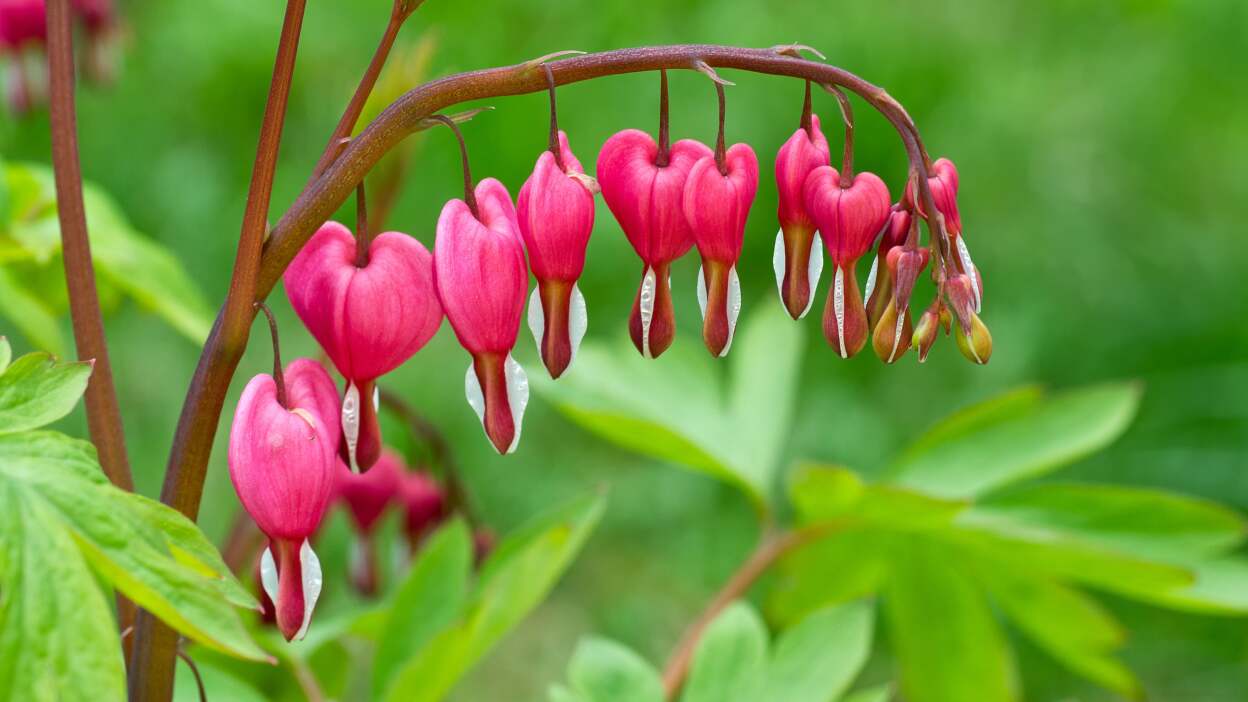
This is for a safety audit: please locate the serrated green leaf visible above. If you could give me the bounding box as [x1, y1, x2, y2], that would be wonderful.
[0, 483, 127, 702]
[374, 519, 472, 694]
[885, 538, 1017, 702]
[0, 268, 66, 360]
[381, 493, 605, 702]
[566, 637, 664, 702]
[0, 431, 267, 662]
[973, 562, 1139, 699]
[761, 601, 874, 702]
[889, 383, 1142, 498]
[682, 602, 767, 702]
[0, 351, 91, 433]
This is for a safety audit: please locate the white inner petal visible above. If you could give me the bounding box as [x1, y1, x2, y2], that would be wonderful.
[771, 229, 785, 302]
[720, 265, 742, 357]
[805, 232, 824, 319]
[372, 384, 380, 412]
[568, 283, 588, 367]
[833, 266, 847, 359]
[863, 254, 880, 303]
[526, 287, 544, 359]
[956, 236, 981, 313]
[464, 362, 486, 427]
[638, 266, 657, 359]
[696, 264, 708, 320]
[295, 539, 323, 642]
[503, 354, 529, 454]
[889, 310, 906, 363]
[341, 382, 361, 473]
[259, 546, 278, 606]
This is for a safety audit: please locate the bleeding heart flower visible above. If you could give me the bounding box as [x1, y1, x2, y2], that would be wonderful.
[284, 221, 442, 471]
[871, 246, 930, 364]
[803, 166, 891, 358]
[597, 129, 712, 358]
[400, 470, 446, 551]
[946, 273, 993, 365]
[517, 130, 597, 379]
[864, 205, 911, 329]
[336, 450, 402, 596]
[905, 157, 981, 310]
[683, 143, 759, 356]
[435, 177, 530, 455]
[773, 114, 831, 319]
[228, 358, 338, 641]
[0, 0, 46, 50]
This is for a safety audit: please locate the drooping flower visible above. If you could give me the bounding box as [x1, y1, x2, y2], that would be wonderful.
[517, 130, 597, 378]
[871, 245, 929, 364]
[284, 221, 442, 472]
[597, 129, 712, 358]
[864, 205, 911, 330]
[803, 166, 892, 358]
[336, 450, 402, 596]
[773, 114, 831, 319]
[946, 273, 993, 365]
[435, 178, 530, 455]
[912, 298, 949, 363]
[683, 143, 759, 356]
[905, 157, 982, 310]
[0, 0, 46, 50]
[400, 469, 446, 551]
[228, 358, 339, 641]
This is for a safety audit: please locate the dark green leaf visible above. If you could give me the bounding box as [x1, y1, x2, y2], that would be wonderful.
[0, 348, 88, 434]
[889, 383, 1142, 498]
[566, 637, 664, 702]
[682, 602, 767, 702]
[761, 601, 874, 702]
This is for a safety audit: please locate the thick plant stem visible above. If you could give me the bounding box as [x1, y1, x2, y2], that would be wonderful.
[127, 2, 307, 699]
[659, 525, 836, 699]
[45, 0, 137, 642]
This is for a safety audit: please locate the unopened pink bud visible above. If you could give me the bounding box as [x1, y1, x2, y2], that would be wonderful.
[683, 143, 758, 357]
[773, 115, 831, 319]
[865, 206, 911, 328]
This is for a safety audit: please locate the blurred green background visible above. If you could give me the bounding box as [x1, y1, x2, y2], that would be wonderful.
[2, 0, 1247, 699]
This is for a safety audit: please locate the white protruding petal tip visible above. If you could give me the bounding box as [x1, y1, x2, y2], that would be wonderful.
[294, 540, 323, 642]
[259, 546, 278, 606]
[639, 266, 657, 359]
[526, 287, 544, 358]
[341, 383, 361, 474]
[503, 354, 529, 454]
[568, 284, 588, 368]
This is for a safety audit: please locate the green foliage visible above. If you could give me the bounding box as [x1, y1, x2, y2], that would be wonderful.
[534, 302, 803, 510]
[556, 637, 665, 702]
[0, 345, 264, 702]
[0, 162, 215, 352]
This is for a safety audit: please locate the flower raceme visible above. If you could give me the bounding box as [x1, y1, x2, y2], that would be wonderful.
[683, 143, 759, 356]
[598, 129, 712, 359]
[905, 157, 983, 310]
[803, 166, 892, 358]
[517, 130, 598, 379]
[284, 221, 442, 472]
[228, 358, 339, 642]
[773, 113, 831, 320]
[435, 177, 531, 455]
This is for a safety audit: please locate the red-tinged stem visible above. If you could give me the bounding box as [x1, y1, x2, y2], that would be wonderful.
[713, 80, 727, 175]
[826, 83, 855, 187]
[428, 114, 478, 216]
[799, 79, 812, 135]
[659, 524, 839, 699]
[544, 63, 565, 170]
[45, 0, 136, 644]
[656, 68, 670, 166]
[253, 303, 286, 407]
[127, 2, 306, 699]
[354, 181, 372, 266]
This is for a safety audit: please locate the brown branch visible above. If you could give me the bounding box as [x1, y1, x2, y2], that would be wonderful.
[45, 0, 137, 645]
[659, 524, 838, 699]
[127, 2, 307, 699]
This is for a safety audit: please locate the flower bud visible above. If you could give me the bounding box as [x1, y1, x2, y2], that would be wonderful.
[285, 221, 442, 471]
[773, 115, 831, 319]
[337, 451, 402, 596]
[871, 246, 928, 364]
[597, 129, 712, 358]
[803, 166, 891, 358]
[435, 178, 530, 455]
[905, 157, 981, 310]
[228, 359, 338, 641]
[946, 274, 992, 365]
[912, 301, 942, 363]
[683, 143, 759, 356]
[517, 131, 596, 379]
[865, 206, 910, 329]
[400, 470, 446, 551]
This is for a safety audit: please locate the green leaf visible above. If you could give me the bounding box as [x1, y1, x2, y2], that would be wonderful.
[682, 602, 768, 702]
[840, 684, 893, 702]
[566, 637, 664, 702]
[0, 483, 127, 702]
[1137, 556, 1248, 614]
[885, 538, 1017, 702]
[761, 601, 874, 702]
[727, 302, 803, 488]
[768, 528, 888, 626]
[973, 483, 1245, 562]
[381, 493, 605, 702]
[374, 519, 472, 693]
[0, 431, 267, 662]
[889, 383, 1142, 498]
[549, 684, 589, 702]
[0, 350, 91, 434]
[0, 267, 66, 358]
[0, 336, 10, 373]
[790, 463, 966, 530]
[973, 563, 1139, 699]
[172, 659, 267, 702]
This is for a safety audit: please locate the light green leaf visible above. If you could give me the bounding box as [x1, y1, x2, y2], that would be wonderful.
[1138, 557, 1248, 614]
[0, 268, 66, 358]
[973, 483, 1245, 562]
[374, 519, 472, 693]
[0, 350, 91, 434]
[840, 684, 893, 702]
[727, 302, 803, 488]
[889, 383, 1142, 498]
[172, 659, 267, 702]
[761, 601, 874, 702]
[885, 538, 1018, 702]
[682, 602, 767, 702]
[0, 483, 127, 702]
[973, 563, 1139, 699]
[790, 464, 966, 530]
[549, 684, 589, 702]
[0, 431, 267, 662]
[566, 637, 664, 702]
[0, 336, 10, 373]
[768, 528, 888, 626]
[381, 493, 605, 702]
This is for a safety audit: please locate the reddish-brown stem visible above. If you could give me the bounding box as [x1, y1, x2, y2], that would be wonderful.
[379, 388, 480, 529]
[45, 0, 137, 647]
[826, 84, 854, 187]
[659, 524, 838, 698]
[656, 68, 670, 166]
[544, 63, 565, 170]
[309, 0, 419, 179]
[799, 79, 812, 135]
[713, 80, 727, 175]
[128, 1, 306, 698]
[429, 114, 478, 216]
[254, 303, 287, 407]
[354, 181, 372, 266]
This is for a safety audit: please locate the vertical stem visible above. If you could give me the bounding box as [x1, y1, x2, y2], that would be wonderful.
[45, 0, 137, 641]
[799, 79, 812, 135]
[354, 181, 372, 266]
[656, 69, 670, 166]
[826, 84, 854, 187]
[544, 63, 564, 170]
[713, 80, 727, 175]
[129, 3, 307, 699]
[429, 114, 477, 216]
[253, 303, 287, 407]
